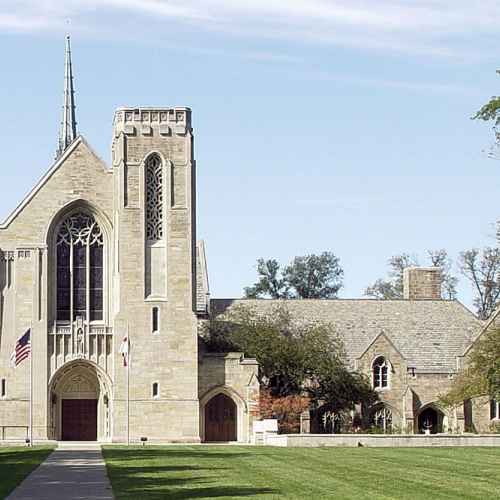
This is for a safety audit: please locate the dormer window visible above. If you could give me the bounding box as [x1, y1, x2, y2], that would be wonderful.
[373, 356, 390, 389]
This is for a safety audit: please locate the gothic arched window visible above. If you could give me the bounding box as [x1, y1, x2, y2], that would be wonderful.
[373, 356, 389, 389]
[56, 212, 103, 321]
[371, 406, 393, 433]
[145, 155, 164, 242]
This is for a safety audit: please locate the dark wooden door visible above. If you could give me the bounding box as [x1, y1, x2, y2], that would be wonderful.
[62, 399, 98, 441]
[204, 393, 237, 442]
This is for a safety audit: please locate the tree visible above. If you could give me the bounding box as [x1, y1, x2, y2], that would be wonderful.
[364, 250, 458, 300]
[365, 253, 416, 299]
[440, 327, 500, 408]
[203, 304, 376, 411]
[459, 247, 500, 320]
[283, 252, 344, 299]
[244, 252, 344, 299]
[473, 70, 500, 157]
[244, 259, 289, 299]
[427, 249, 459, 300]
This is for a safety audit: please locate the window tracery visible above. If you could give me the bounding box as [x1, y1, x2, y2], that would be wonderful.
[371, 406, 392, 432]
[373, 356, 389, 389]
[56, 212, 103, 322]
[145, 155, 164, 242]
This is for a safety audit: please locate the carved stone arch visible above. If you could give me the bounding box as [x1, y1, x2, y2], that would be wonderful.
[199, 385, 247, 443]
[48, 359, 113, 441]
[368, 401, 400, 432]
[416, 401, 447, 434]
[45, 199, 113, 247]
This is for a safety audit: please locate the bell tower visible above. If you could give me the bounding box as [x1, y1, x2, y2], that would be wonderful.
[111, 107, 199, 442]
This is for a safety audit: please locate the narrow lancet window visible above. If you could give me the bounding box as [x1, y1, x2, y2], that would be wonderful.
[145, 154, 166, 298]
[146, 155, 164, 242]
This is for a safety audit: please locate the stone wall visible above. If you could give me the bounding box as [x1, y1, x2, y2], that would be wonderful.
[266, 433, 500, 447]
[198, 351, 259, 443]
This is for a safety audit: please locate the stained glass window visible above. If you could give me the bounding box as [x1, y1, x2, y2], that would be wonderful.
[56, 212, 104, 321]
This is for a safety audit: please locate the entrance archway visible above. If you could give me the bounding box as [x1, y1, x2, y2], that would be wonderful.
[418, 406, 444, 434]
[49, 360, 112, 441]
[204, 393, 237, 442]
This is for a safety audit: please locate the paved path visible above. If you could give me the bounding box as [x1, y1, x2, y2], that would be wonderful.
[7, 444, 113, 500]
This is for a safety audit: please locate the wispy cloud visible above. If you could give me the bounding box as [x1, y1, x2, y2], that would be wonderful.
[0, 1, 499, 58]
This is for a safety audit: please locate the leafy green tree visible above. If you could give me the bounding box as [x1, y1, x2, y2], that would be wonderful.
[365, 250, 457, 300]
[440, 327, 500, 407]
[473, 70, 500, 155]
[244, 259, 289, 299]
[203, 304, 376, 413]
[283, 252, 343, 299]
[244, 252, 344, 299]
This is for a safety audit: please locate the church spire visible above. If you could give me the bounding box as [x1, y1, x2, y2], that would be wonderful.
[56, 35, 77, 159]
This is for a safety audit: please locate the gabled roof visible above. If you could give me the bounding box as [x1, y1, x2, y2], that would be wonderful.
[0, 136, 110, 230]
[210, 298, 482, 372]
[356, 330, 406, 362]
[461, 305, 500, 357]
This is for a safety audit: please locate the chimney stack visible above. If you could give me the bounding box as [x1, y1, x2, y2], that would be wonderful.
[403, 267, 442, 300]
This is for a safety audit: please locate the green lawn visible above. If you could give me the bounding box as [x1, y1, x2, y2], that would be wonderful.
[0, 446, 53, 498]
[102, 445, 500, 500]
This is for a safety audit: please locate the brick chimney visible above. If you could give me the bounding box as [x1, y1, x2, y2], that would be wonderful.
[403, 267, 442, 300]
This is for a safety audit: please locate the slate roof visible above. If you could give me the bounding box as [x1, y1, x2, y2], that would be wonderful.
[195, 241, 210, 315]
[210, 299, 482, 372]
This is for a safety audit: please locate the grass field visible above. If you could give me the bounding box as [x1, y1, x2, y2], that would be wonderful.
[0, 446, 53, 498]
[102, 445, 500, 500]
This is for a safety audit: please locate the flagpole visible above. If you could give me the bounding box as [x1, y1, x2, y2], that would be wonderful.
[126, 322, 130, 446]
[29, 322, 33, 447]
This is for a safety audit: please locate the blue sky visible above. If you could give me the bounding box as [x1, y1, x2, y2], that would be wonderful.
[0, 1, 499, 308]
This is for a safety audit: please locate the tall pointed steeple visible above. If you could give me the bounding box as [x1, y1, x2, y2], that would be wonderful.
[56, 35, 77, 159]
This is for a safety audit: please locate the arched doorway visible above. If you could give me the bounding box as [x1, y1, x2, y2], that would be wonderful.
[49, 361, 111, 441]
[418, 406, 444, 434]
[204, 393, 237, 442]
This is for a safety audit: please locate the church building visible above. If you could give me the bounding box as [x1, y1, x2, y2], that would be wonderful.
[0, 39, 498, 443]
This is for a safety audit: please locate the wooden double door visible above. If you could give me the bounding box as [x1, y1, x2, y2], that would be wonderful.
[62, 399, 98, 441]
[204, 393, 237, 442]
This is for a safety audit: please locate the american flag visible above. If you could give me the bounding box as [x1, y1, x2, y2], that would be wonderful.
[10, 329, 31, 367]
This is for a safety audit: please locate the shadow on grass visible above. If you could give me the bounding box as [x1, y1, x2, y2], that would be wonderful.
[103, 448, 278, 499]
[0, 447, 54, 499]
[103, 447, 253, 462]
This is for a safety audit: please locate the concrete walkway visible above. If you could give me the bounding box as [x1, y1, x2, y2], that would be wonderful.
[7, 444, 113, 500]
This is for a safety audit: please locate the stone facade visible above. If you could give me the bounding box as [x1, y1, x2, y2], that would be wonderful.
[0, 109, 258, 443]
[0, 47, 497, 442]
[212, 279, 498, 435]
